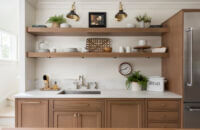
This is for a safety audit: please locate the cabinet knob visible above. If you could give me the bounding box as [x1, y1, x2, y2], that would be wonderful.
[74, 113, 77, 117]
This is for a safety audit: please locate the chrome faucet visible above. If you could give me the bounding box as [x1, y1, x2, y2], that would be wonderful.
[79, 75, 85, 86]
[74, 75, 98, 90]
[78, 75, 89, 89]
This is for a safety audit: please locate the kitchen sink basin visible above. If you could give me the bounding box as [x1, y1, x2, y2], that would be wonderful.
[58, 90, 101, 95]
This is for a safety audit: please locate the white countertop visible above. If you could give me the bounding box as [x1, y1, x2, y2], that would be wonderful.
[14, 89, 182, 99]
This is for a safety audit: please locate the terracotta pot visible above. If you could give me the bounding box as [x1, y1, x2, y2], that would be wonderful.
[131, 82, 142, 91]
[52, 22, 60, 28]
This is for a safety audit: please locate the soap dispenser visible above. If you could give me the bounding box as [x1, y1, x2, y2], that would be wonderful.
[53, 81, 60, 91]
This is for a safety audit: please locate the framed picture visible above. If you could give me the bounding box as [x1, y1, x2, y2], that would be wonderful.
[89, 12, 107, 28]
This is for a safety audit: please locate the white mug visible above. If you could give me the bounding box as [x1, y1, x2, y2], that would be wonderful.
[138, 40, 147, 46]
[119, 46, 125, 53]
[126, 46, 131, 53]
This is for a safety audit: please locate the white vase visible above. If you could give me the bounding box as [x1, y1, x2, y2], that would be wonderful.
[145, 22, 151, 28]
[138, 21, 145, 28]
[131, 82, 142, 91]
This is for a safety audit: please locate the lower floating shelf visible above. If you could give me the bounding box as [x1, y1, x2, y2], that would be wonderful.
[27, 52, 168, 58]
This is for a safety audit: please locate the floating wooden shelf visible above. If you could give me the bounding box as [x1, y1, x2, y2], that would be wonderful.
[27, 27, 169, 36]
[27, 52, 168, 58]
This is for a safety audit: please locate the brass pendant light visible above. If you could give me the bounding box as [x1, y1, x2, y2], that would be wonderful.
[66, 2, 80, 21]
[115, 2, 127, 22]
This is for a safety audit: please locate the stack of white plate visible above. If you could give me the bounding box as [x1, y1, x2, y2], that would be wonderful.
[63, 48, 78, 52]
[36, 49, 50, 52]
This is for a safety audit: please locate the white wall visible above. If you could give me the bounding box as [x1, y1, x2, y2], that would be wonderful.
[0, 0, 19, 107]
[24, 0, 200, 90]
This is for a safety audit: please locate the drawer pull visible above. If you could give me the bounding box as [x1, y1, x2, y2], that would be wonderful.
[23, 102, 41, 104]
[74, 113, 77, 117]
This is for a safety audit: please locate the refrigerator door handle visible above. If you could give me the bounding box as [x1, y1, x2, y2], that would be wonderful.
[186, 27, 193, 87]
[189, 107, 200, 112]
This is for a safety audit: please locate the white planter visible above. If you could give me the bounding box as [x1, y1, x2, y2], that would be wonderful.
[60, 23, 71, 28]
[145, 22, 151, 28]
[138, 21, 145, 28]
[131, 82, 142, 91]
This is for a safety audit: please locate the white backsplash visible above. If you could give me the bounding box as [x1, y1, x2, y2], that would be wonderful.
[25, 0, 200, 90]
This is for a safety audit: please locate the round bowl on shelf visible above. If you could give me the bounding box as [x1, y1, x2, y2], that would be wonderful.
[103, 47, 112, 52]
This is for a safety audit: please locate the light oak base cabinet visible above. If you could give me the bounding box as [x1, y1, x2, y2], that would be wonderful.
[15, 98, 181, 128]
[16, 99, 48, 128]
[106, 99, 145, 128]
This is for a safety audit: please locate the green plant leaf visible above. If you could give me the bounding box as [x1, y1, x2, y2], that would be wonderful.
[47, 15, 67, 24]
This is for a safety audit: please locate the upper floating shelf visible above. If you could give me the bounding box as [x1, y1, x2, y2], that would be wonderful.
[27, 27, 169, 36]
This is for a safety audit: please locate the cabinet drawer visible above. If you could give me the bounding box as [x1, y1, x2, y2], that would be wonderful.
[148, 101, 179, 111]
[53, 100, 104, 111]
[148, 112, 178, 122]
[148, 123, 179, 128]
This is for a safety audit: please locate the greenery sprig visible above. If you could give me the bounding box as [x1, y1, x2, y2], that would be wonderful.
[47, 15, 66, 24]
[135, 14, 152, 23]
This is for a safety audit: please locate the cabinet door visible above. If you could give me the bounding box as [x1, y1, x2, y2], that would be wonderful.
[106, 100, 145, 128]
[54, 112, 77, 128]
[16, 99, 48, 128]
[77, 112, 102, 128]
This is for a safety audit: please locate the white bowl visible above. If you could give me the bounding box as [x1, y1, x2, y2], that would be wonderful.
[152, 47, 167, 53]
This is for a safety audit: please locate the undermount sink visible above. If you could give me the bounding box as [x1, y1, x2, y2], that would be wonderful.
[58, 90, 101, 95]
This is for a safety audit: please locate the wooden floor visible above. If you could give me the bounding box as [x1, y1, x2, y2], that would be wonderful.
[1, 128, 199, 130]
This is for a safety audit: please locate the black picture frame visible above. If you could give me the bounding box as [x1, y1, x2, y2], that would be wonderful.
[89, 12, 107, 28]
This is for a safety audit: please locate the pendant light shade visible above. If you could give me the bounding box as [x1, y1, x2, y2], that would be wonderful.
[115, 2, 127, 22]
[66, 2, 80, 21]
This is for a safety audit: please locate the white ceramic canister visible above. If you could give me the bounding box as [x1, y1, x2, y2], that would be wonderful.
[147, 76, 165, 92]
[119, 46, 125, 53]
[126, 46, 131, 53]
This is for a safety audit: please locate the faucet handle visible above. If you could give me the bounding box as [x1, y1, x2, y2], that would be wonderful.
[87, 82, 90, 89]
[94, 82, 98, 89]
[73, 81, 80, 89]
[79, 75, 82, 80]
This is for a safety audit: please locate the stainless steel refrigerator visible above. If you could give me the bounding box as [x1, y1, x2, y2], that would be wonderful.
[184, 12, 200, 128]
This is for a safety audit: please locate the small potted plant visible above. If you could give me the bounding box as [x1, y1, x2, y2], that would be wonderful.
[126, 71, 148, 91]
[135, 15, 144, 28]
[143, 14, 152, 28]
[47, 15, 67, 28]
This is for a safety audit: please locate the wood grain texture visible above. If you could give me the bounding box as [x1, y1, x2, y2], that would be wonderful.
[77, 112, 102, 128]
[16, 99, 49, 128]
[148, 100, 179, 112]
[162, 10, 184, 95]
[50, 99, 105, 128]
[147, 99, 181, 128]
[27, 52, 168, 58]
[2, 128, 200, 130]
[106, 99, 145, 128]
[27, 27, 169, 36]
